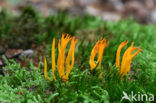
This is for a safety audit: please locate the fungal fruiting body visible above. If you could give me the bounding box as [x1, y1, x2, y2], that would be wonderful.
[44, 34, 78, 82]
[116, 41, 142, 77]
[89, 38, 109, 77]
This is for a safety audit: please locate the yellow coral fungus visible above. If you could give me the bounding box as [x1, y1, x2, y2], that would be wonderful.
[89, 38, 109, 77]
[51, 38, 56, 80]
[116, 41, 142, 77]
[65, 37, 78, 81]
[116, 41, 128, 68]
[44, 34, 78, 82]
[44, 57, 51, 81]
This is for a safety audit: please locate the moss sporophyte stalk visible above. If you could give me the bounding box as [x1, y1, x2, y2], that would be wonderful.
[44, 34, 78, 82]
[116, 41, 142, 77]
[89, 38, 109, 78]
